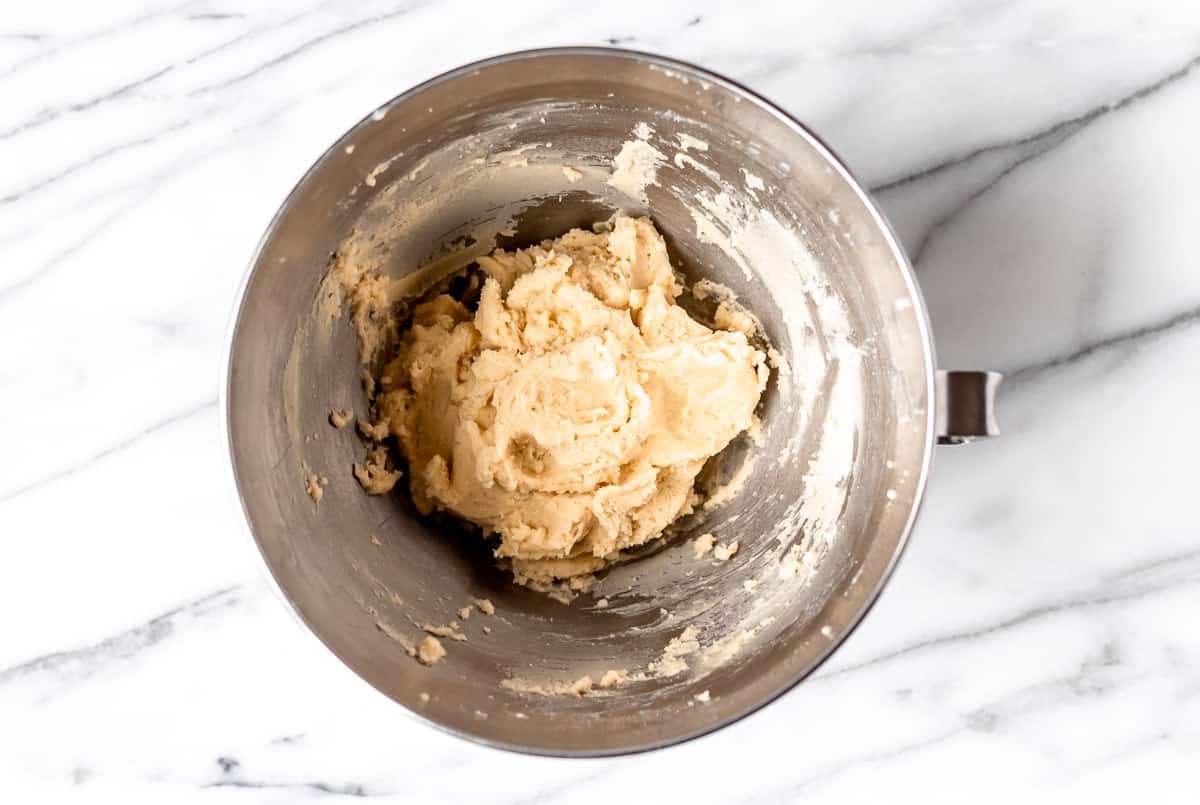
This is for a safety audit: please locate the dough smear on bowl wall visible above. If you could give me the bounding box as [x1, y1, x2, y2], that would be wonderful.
[336, 214, 769, 587]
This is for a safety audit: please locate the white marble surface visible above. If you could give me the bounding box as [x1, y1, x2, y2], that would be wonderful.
[3, 0, 1200, 801]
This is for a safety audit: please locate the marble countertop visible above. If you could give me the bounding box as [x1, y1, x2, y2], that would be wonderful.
[4, 0, 1199, 801]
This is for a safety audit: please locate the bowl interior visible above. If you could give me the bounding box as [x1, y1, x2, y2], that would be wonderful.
[226, 49, 932, 755]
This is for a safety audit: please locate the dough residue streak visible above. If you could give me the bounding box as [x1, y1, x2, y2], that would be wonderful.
[608, 130, 665, 206]
[501, 669, 631, 696]
[649, 626, 701, 677]
[473, 598, 495, 615]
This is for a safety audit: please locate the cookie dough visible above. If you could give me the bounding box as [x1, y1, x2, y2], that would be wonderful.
[302, 462, 326, 503]
[361, 215, 767, 584]
[713, 540, 740, 561]
[415, 636, 445, 665]
[473, 598, 495, 615]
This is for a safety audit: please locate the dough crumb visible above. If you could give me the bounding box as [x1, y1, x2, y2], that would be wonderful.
[357, 417, 387, 441]
[370, 533, 382, 546]
[693, 533, 716, 558]
[302, 463, 326, 503]
[650, 626, 701, 677]
[416, 636, 446, 665]
[353, 445, 402, 495]
[561, 165, 583, 182]
[473, 598, 495, 615]
[595, 597, 609, 609]
[502, 672, 632, 697]
[329, 409, 354, 428]
[457, 606, 471, 621]
[598, 669, 629, 688]
[419, 692, 429, 703]
[714, 541, 740, 561]
[482, 625, 492, 634]
[695, 690, 711, 703]
[714, 301, 758, 337]
[691, 279, 719, 301]
[422, 623, 467, 641]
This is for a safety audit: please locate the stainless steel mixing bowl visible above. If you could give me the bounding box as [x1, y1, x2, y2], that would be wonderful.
[223, 47, 998, 756]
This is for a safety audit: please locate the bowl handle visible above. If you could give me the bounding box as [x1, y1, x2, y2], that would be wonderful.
[936, 370, 1002, 445]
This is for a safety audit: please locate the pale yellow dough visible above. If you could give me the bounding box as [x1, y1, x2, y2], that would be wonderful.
[415, 636, 445, 665]
[363, 215, 766, 584]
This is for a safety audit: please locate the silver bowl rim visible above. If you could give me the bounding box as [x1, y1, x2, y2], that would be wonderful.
[220, 45, 937, 758]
